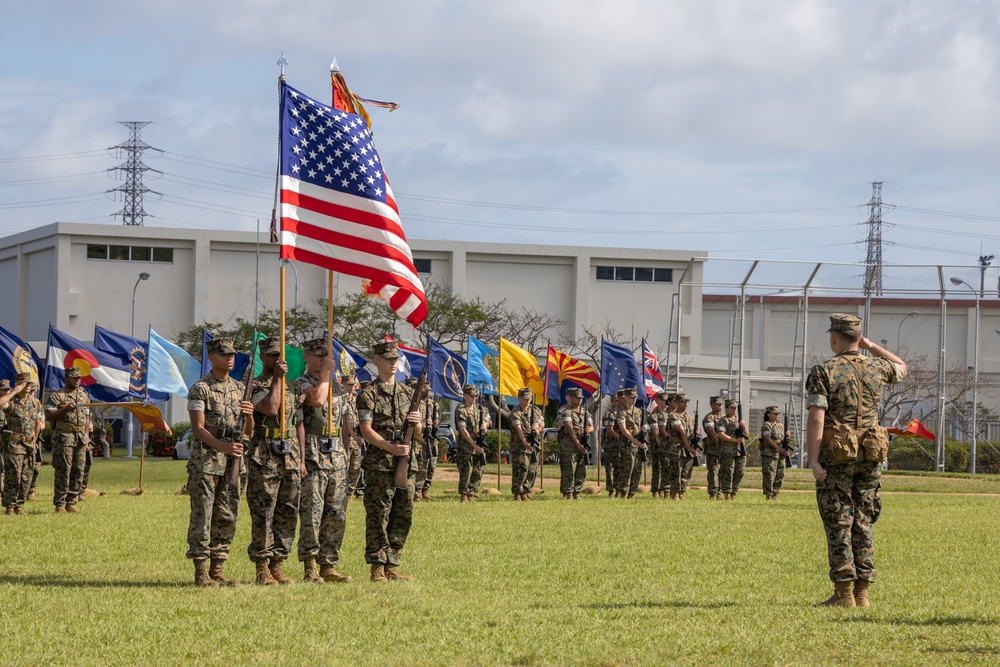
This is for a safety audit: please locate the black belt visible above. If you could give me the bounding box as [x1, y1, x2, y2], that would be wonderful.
[255, 427, 293, 439]
[205, 425, 239, 440]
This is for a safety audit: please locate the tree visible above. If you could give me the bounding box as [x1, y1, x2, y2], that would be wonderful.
[174, 305, 326, 358]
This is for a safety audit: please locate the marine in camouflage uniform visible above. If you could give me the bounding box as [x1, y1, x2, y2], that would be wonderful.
[509, 387, 543, 500]
[342, 376, 366, 498]
[601, 393, 621, 497]
[702, 396, 724, 499]
[357, 340, 421, 582]
[414, 391, 440, 501]
[2, 374, 41, 514]
[186, 337, 254, 587]
[0, 378, 9, 500]
[646, 392, 668, 498]
[455, 384, 489, 502]
[807, 313, 905, 607]
[45, 367, 91, 512]
[246, 337, 305, 586]
[716, 399, 747, 500]
[615, 387, 646, 498]
[557, 387, 593, 499]
[759, 406, 787, 500]
[656, 395, 677, 498]
[666, 393, 696, 499]
[295, 337, 352, 584]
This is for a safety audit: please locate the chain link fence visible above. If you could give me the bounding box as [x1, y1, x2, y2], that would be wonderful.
[667, 258, 1000, 473]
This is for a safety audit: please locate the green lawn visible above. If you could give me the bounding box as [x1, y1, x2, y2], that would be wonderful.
[1, 459, 999, 666]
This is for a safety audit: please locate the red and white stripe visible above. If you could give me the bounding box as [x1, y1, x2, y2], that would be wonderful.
[279, 176, 427, 327]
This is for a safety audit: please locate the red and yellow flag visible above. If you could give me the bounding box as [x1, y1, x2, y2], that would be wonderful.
[886, 418, 935, 441]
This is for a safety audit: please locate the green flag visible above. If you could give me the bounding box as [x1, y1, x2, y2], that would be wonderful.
[285, 345, 305, 381]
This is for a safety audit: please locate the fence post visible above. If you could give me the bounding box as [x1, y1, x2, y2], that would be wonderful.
[936, 267, 948, 471]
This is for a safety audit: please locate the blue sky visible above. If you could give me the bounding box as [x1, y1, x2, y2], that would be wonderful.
[2, 0, 999, 267]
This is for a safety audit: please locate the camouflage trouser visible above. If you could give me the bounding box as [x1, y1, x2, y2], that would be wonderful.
[346, 439, 364, 496]
[28, 454, 40, 496]
[415, 442, 437, 493]
[363, 469, 413, 565]
[615, 444, 639, 495]
[719, 446, 746, 494]
[2, 442, 35, 508]
[669, 455, 695, 494]
[603, 444, 617, 492]
[704, 451, 721, 496]
[185, 468, 242, 561]
[298, 455, 348, 565]
[559, 447, 587, 495]
[761, 454, 786, 496]
[246, 461, 300, 562]
[655, 444, 673, 494]
[510, 449, 531, 495]
[51, 431, 87, 507]
[456, 448, 483, 496]
[648, 442, 664, 493]
[816, 449, 882, 583]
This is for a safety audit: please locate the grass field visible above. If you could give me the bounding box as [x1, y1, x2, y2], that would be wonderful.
[1, 459, 999, 666]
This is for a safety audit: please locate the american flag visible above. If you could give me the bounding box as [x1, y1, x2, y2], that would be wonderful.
[277, 81, 427, 327]
[641, 338, 664, 398]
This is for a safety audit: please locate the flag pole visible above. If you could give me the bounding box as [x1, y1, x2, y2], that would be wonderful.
[542, 340, 550, 492]
[496, 386, 502, 492]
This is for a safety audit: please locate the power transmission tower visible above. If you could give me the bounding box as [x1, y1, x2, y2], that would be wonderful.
[108, 121, 162, 226]
[863, 181, 884, 296]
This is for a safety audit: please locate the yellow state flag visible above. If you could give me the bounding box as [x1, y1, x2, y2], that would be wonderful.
[498, 338, 545, 403]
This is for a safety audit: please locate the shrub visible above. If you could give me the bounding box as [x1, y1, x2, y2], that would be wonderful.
[146, 421, 190, 457]
[888, 436, 970, 472]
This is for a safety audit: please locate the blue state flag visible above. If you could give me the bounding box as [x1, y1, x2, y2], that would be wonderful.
[331, 337, 370, 382]
[0, 324, 44, 388]
[467, 336, 498, 395]
[44, 326, 131, 402]
[600, 339, 647, 405]
[148, 329, 203, 398]
[94, 325, 171, 402]
[202, 329, 255, 381]
[427, 338, 467, 401]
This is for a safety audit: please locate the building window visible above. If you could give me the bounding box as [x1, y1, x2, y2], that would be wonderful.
[413, 258, 431, 274]
[85, 244, 173, 263]
[596, 265, 673, 283]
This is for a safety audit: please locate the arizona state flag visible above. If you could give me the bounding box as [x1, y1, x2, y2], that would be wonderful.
[498, 338, 545, 403]
[545, 345, 600, 403]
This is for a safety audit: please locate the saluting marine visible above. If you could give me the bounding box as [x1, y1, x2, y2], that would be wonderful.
[1, 374, 42, 515]
[807, 314, 905, 608]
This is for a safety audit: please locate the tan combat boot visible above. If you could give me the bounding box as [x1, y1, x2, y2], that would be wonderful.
[563, 493, 571, 500]
[523, 492, 533, 501]
[268, 558, 293, 585]
[209, 559, 239, 586]
[571, 492, 579, 500]
[14, 506, 26, 516]
[817, 581, 856, 607]
[370, 564, 388, 582]
[320, 564, 352, 583]
[26, 490, 36, 501]
[5, 507, 15, 516]
[384, 564, 414, 581]
[65, 504, 79, 513]
[460, 494, 469, 503]
[413, 494, 422, 503]
[421, 489, 432, 501]
[303, 556, 324, 583]
[54, 505, 66, 513]
[854, 580, 871, 608]
[255, 560, 277, 586]
[194, 559, 219, 587]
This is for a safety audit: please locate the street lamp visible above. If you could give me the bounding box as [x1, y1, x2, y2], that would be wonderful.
[130, 272, 150, 337]
[127, 272, 151, 459]
[950, 277, 979, 474]
[897, 311, 919, 351]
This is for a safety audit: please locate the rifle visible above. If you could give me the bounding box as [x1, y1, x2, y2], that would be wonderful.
[637, 395, 648, 462]
[782, 407, 793, 467]
[736, 402, 749, 458]
[691, 400, 702, 466]
[527, 417, 539, 465]
[475, 391, 488, 467]
[228, 336, 259, 495]
[393, 362, 429, 490]
[579, 404, 592, 465]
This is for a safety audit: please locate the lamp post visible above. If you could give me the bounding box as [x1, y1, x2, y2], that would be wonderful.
[950, 277, 979, 474]
[126, 272, 151, 458]
[897, 311, 919, 351]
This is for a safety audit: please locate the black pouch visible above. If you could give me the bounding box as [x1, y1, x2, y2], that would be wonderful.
[319, 437, 339, 454]
[269, 439, 291, 456]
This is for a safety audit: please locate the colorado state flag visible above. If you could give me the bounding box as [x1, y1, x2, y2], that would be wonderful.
[43, 325, 131, 402]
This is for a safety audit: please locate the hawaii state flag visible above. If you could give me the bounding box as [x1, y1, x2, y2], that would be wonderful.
[545, 345, 601, 403]
[641, 338, 665, 399]
[43, 326, 131, 402]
